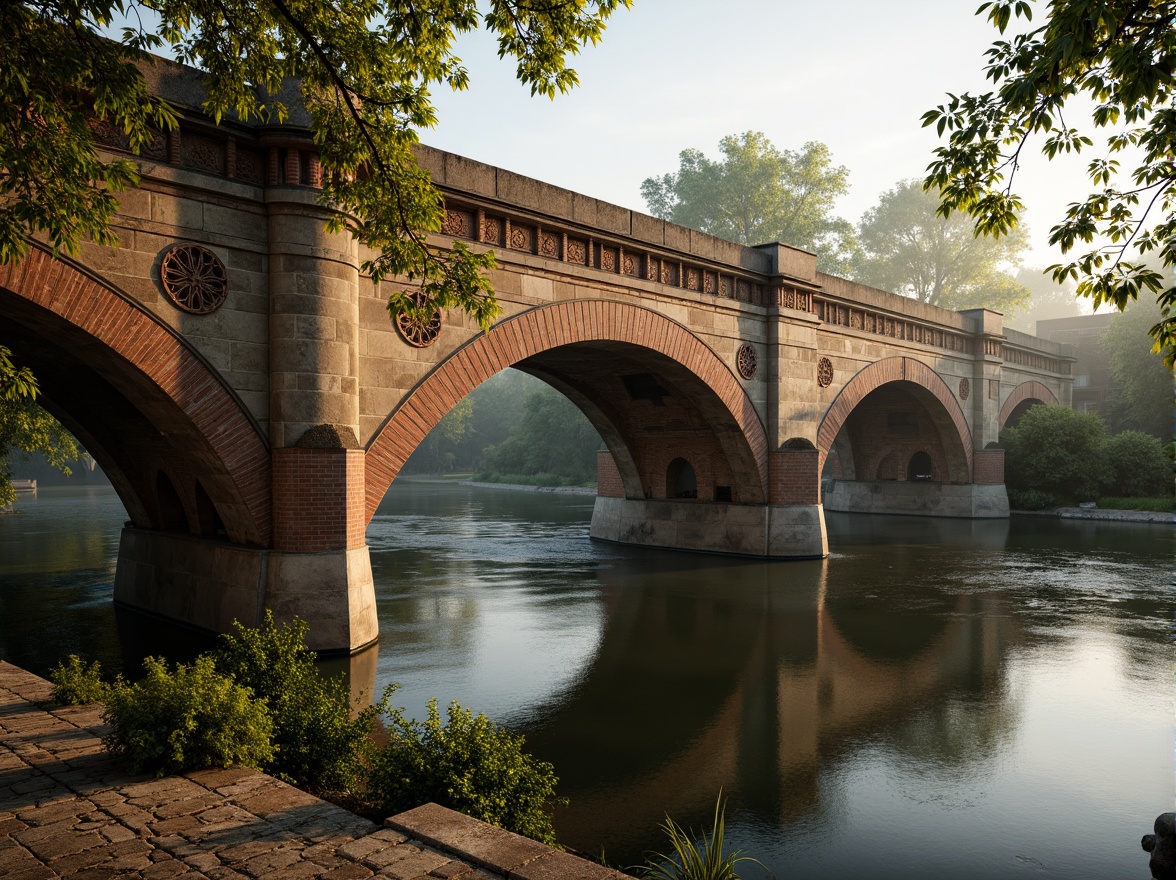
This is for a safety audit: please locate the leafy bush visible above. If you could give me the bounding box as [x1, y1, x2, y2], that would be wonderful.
[369, 698, 561, 845]
[1001, 405, 1108, 502]
[1096, 496, 1176, 512]
[1006, 489, 1066, 511]
[1100, 431, 1171, 498]
[49, 655, 111, 705]
[103, 655, 273, 776]
[214, 612, 380, 796]
[637, 793, 761, 880]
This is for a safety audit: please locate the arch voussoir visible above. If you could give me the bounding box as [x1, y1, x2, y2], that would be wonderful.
[0, 246, 272, 545]
[364, 299, 770, 521]
[999, 380, 1059, 430]
[818, 356, 974, 477]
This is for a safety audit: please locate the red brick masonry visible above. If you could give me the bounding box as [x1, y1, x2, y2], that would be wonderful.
[273, 448, 367, 552]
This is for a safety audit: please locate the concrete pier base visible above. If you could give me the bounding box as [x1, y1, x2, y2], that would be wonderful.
[590, 496, 828, 558]
[113, 528, 378, 653]
[822, 480, 1010, 518]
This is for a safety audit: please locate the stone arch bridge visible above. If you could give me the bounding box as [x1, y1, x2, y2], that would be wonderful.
[0, 62, 1071, 652]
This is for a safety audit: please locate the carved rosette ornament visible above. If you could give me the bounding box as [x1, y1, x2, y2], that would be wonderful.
[817, 357, 834, 388]
[959, 378, 971, 400]
[395, 293, 443, 348]
[736, 344, 758, 379]
[441, 210, 467, 237]
[159, 244, 228, 314]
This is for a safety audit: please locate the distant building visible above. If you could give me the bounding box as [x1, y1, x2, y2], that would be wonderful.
[1036, 313, 1116, 417]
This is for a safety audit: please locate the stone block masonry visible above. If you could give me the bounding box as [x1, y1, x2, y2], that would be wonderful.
[0, 661, 629, 880]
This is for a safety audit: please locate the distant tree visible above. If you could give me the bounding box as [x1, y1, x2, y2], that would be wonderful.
[852, 179, 1030, 312]
[2, 0, 631, 332]
[407, 397, 473, 475]
[924, 0, 1176, 364]
[451, 370, 540, 466]
[402, 369, 542, 475]
[479, 387, 600, 483]
[1100, 301, 1174, 440]
[0, 345, 78, 507]
[1004, 268, 1084, 333]
[1001, 404, 1108, 502]
[1100, 431, 1170, 498]
[641, 132, 854, 273]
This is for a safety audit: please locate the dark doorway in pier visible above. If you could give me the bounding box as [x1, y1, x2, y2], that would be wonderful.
[155, 472, 187, 531]
[667, 458, 697, 499]
[907, 451, 934, 482]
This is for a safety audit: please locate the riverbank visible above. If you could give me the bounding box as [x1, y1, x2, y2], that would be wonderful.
[459, 480, 598, 496]
[1011, 506, 1175, 524]
[0, 662, 626, 880]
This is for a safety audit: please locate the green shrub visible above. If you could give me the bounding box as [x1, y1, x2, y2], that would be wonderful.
[1100, 431, 1171, 497]
[214, 612, 379, 796]
[637, 793, 761, 880]
[1001, 405, 1109, 502]
[369, 698, 561, 845]
[49, 655, 111, 705]
[1096, 496, 1176, 512]
[103, 655, 273, 776]
[1006, 488, 1066, 510]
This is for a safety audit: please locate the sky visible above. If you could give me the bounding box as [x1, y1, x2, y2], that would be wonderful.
[421, 0, 1098, 272]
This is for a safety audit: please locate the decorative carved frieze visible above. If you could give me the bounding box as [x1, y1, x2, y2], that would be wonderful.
[181, 133, 225, 175]
[814, 297, 971, 354]
[1002, 345, 1069, 374]
[481, 216, 502, 246]
[235, 148, 264, 184]
[441, 210, 468, 237]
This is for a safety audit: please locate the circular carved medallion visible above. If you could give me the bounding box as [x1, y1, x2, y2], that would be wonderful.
[817, 356, 834, 387]
[959, 378, 971, 400]
[736, 343, 758, 379]
[159, 244, 228, 314]
[395, 293, 442, 348]
[441, 210, 467, 237]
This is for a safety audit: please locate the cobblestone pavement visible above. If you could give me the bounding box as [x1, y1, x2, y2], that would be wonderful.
[0, 661, 620, 880]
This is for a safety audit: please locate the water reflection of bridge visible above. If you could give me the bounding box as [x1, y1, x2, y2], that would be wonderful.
[512, 526, 1024, 857]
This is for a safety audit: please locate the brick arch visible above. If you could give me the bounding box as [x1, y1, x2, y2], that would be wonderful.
[0, 246, 271, 545]
[999, 380, 1060, 431]
[817, 356, 974, 479]
[364, 299, 770, 519]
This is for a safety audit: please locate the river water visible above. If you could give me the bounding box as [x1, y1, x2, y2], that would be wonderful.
[1, 482, 1172, 879]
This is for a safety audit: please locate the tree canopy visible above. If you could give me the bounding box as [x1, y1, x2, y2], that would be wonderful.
[1100, 299, 1174, 440]
[1003, 267, 1083, 333]
[923, 0, 1176, 364]
[0, 400, 78, 509]
[640, 132, 854, 274]
[852, 179, 1031, 312]
[2, 0, 630, 329]
[403, 369, 601, 484]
